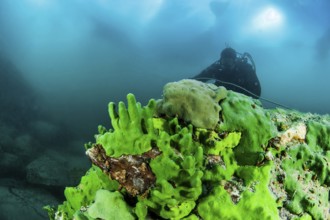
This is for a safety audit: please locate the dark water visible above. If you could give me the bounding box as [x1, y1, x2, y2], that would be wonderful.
[0, 0, 330, 218]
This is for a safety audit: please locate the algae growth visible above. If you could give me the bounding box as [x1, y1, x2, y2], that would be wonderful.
[46, 79, 330, 220]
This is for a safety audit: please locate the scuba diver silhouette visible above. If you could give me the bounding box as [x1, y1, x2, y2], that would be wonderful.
[191, 47, 290, 109]
[192, 47, 261, 99]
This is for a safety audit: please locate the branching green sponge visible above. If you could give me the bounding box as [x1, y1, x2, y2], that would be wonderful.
[97, 93, 157, 157]
[45, 166, 119, 220]
[220, 91, 277, 165]
[74, 189, 135, 220]
[281, 144, 329, 219]
[306, 120, 330, 186]
[46, 80, 329, 220]
[278, 119, 330, 219]
[198, 163, 278, 220]
[136, 121, 204, 219]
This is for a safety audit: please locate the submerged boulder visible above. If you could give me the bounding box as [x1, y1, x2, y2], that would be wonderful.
[0, 55, 38, 129]
[46, 80, 330, 220]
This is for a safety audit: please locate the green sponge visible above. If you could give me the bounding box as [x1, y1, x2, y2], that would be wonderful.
[46, 81, 330, 220]
[97, 93, 157, 157]
[45, 166, 119, 219]
[220, 91, 277, 165]
[77, 189, 134, 220]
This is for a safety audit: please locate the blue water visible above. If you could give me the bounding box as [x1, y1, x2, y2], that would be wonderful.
[1, 1, 330, 218]
[1, 0, 330, 138]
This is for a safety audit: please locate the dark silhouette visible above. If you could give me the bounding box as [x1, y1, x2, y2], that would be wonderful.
[192, 47, 261, 98]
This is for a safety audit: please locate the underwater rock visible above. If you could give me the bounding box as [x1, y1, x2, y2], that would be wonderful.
[26, 150, 89, 187]
[0, 55, 38, 129]
[0, 153, 22, 176]
[46, 80, 330, 220]
[28, 120, 60, 144]
[0, 178, 58, 220]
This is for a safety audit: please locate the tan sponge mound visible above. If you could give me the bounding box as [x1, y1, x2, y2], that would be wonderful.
[156, 79, 227, 129]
